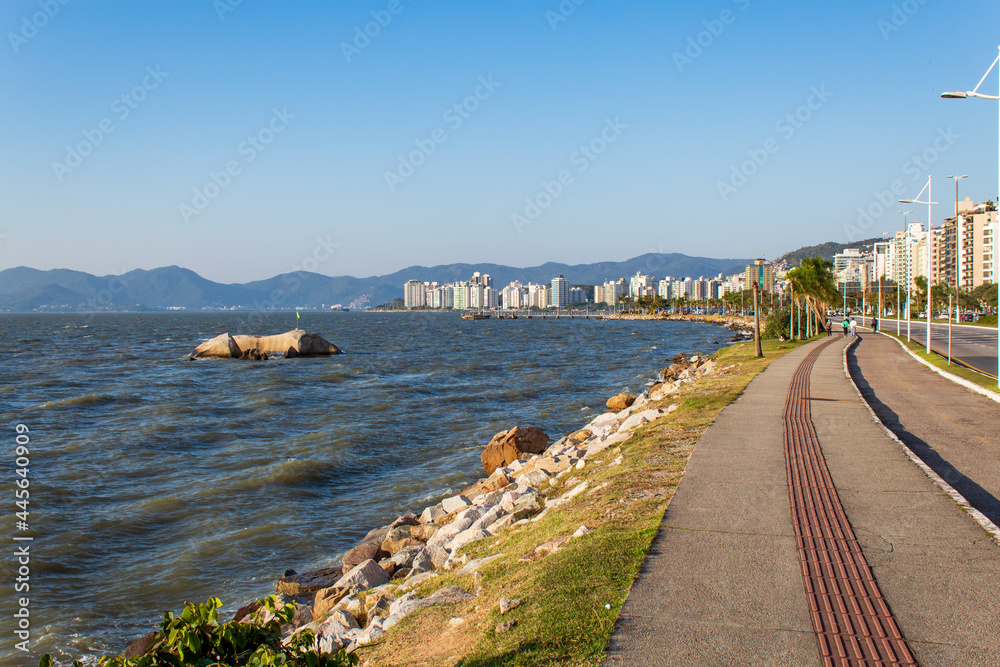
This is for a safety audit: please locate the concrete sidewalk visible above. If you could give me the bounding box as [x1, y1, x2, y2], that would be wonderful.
[603, 335, 1000, 666]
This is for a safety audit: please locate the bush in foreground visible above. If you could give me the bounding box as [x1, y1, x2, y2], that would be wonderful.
[40, 596, 357, 667]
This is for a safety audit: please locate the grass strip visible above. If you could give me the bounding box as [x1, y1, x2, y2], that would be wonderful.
[356, 338, 812, 667]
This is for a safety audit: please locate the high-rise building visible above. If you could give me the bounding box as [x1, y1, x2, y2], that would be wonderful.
[404, 279, 425, 308]
[551, 275, 569, 309]
[602, 279, 625, 306]
[453, 282, 470, 310]
[939, 201, 998, 289]
[629, 272, 655, 298]
[657, 279, 671, 300]
[745, 259, 774, 292]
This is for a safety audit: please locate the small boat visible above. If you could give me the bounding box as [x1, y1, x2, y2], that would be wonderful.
[460, 312, 491, 320]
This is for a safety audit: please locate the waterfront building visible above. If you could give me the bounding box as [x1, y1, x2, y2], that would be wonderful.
[453, 282, 470, 310]
[657, 279, 671, 300]
[501, 281, 528, 310]
[938, 200, 998, 289]
[404, 279, 425, 308]
[835, 248, 873, 285]
[602, 279, 625, 306]
[470, 272, 492, 288]
[568, 286, 587, 304]
[551, 275, 569, 309]
[629, 272, 655, 298]
[745, 259, 774, 292]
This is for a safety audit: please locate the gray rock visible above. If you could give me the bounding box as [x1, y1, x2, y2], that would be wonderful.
[341, 528, 390, 572]
[410, 548, 434, 573]
[499, 598, 521, 614]
[441, 494, 472, 514]
[430, 545, 451, 568]
[419, 504, 446, 524]
[332, 559, 389, 591]
[390, 513, 420, 528]
[389, 545, 425, 569]
[448, 528, 490, 553]
[469, 505, 504, 533]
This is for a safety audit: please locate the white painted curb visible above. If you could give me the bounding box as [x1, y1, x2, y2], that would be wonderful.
[841, 337, 1000, 545]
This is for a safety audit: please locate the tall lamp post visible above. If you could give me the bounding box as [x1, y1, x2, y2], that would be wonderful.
[896, 211, 911, 332]
[942, 44, 1000, 387]
[946, 174, 968, 320]
[900, 176, 936, 354]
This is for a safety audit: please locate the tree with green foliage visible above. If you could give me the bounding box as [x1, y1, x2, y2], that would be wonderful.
[41, 596, 357, 667]
[972, 283, 999, 313]
[786, 257, 839, 332]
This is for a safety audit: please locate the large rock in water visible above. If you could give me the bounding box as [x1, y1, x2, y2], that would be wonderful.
[191, 329, 341, 358]
[481, 426, 550, 476]
[191, 333, 242, 359]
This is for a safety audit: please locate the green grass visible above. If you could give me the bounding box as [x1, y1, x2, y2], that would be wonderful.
[921, 317, 998, 327]
[878, 330, 999, 393]
[357, 337, 815, 666]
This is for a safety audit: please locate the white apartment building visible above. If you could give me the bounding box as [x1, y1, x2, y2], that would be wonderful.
[404, 279, 425, 308]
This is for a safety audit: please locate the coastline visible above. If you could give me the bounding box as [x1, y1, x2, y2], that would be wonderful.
[85, 332, 810, 667]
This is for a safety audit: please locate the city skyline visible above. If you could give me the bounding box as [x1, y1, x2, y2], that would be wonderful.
[3, 1, 1000, 283]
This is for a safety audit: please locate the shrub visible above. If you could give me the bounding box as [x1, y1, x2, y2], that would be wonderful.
[40, 596, 357, 667]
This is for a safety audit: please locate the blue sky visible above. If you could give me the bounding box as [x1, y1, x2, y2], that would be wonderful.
[2, 0, 999, 282]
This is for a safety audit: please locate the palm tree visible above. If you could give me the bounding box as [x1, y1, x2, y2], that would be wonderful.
[787, 257, 839, 333]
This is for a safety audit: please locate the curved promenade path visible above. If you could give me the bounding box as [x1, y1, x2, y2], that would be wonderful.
[603, 334, 1000, 666]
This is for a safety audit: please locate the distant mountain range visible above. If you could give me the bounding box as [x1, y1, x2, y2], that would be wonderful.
[0, 253, 754, 312]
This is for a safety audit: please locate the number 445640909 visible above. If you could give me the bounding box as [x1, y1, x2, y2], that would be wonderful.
[15, 424, 30, 526]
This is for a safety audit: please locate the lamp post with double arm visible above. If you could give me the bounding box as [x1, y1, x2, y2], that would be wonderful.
[900, 177, 937, 355]
[942, 46, 1000, 386]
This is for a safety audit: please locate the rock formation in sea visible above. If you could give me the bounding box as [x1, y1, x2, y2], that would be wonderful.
[190, 329, 342, 359]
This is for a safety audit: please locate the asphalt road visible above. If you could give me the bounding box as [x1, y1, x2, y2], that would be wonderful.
[847, 333, 1000, 527]
[840, 315, 998, 379]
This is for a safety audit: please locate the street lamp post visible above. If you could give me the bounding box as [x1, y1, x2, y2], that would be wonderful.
[897, 210, 911, 334]
[900, 175, 937, 354]
[947, 175, 968, 321]
[942, 45, 1000, 387]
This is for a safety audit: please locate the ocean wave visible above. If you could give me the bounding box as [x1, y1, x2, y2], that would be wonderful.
[37, 393, 114, 409]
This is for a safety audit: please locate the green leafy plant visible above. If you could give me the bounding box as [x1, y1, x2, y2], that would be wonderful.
[39, 596, 357, 667]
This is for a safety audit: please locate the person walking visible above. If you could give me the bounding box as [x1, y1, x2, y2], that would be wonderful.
[872, 316, 879, 332]
[849, 317, 858, 338]
[826, 317, 832, 337]
[842, 318, 849, 336]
